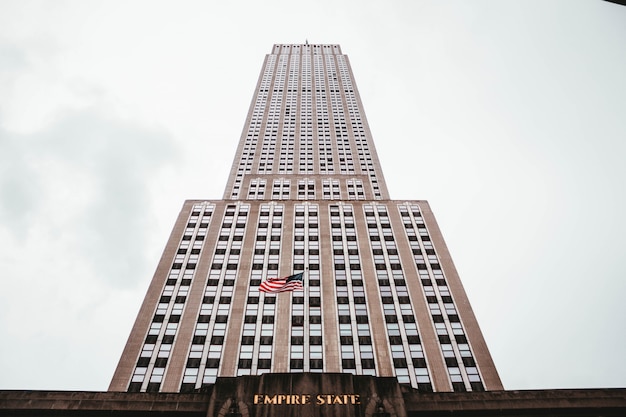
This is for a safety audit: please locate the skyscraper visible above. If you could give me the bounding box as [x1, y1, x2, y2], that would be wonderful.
[109, 43, 502, 394]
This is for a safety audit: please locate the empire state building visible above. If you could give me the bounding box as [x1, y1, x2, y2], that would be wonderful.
[109, 43, 502, 394]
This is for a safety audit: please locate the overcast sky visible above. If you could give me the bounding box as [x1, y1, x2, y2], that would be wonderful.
[1, 0, 625, 392]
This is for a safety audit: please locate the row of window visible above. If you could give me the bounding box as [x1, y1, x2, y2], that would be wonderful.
[243, 177, 372, 200]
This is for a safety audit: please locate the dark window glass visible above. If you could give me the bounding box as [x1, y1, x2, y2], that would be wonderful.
[342, 359, 356, 369]
[463, 357, 476, 367]
[238, 359, 252, 369]
[210, 336, 224, 344]
[146, 383, 160, 393]
[413, 358, 427, 368]
[358, 336, 372, 345]
[445, 357, 458, 367]
[290, 359, 304, 369]
[310, 336, 322, 345]
[389, 335, 403, 345]
[310, 359, 323, 369]
[340, 336, 353, 345]
[356, 315, 368, 324]
[137, 357, 150, 367]
[186, 358, 201, 368]
[452, 382, 466, 392]
[206, 358, 220, 368]
[402, 315, 416, 323]
[393, 358, 408, 368]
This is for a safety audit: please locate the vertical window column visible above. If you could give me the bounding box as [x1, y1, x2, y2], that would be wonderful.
[330, 204, 374, 375]
[234, 204, 283, 376]
[178, 204, 246, 391]
[326, 55, 354, 175]
[399, 203, 485, 392]
[129, 203, 214, 393]
[290, 204, 320, 371]
[364, 204, 433, 391]
[337, 55, 381, 198]
[313, 54, 329, 175]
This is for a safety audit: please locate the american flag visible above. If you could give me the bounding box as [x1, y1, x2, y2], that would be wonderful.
[259, 272, 304, 293]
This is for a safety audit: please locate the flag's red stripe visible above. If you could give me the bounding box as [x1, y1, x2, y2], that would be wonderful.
[259, 278, 303, 293]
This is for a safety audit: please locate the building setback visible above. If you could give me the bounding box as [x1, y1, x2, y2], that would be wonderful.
[109, 43, 501, 394]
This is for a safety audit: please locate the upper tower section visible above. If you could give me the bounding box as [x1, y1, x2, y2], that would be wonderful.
[223, 44, 390, 201]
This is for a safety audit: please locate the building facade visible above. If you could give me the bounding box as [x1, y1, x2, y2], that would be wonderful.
[109, 44, 502, 394]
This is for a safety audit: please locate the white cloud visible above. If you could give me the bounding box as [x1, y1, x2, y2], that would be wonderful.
[0, 109, 178, 389]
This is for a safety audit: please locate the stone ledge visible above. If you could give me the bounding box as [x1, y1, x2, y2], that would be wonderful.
[1, 378, 625, 417]
[0, 390, 209, 413]
[402, 387, 626, 416]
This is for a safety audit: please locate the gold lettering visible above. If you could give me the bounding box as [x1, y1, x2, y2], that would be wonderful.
[254, 393, 359, 405]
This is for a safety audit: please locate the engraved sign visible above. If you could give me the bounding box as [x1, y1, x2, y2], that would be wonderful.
[253, 394, 361, 405]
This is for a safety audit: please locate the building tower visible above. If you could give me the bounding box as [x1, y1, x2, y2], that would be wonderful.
[109, 44, 502, 394]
